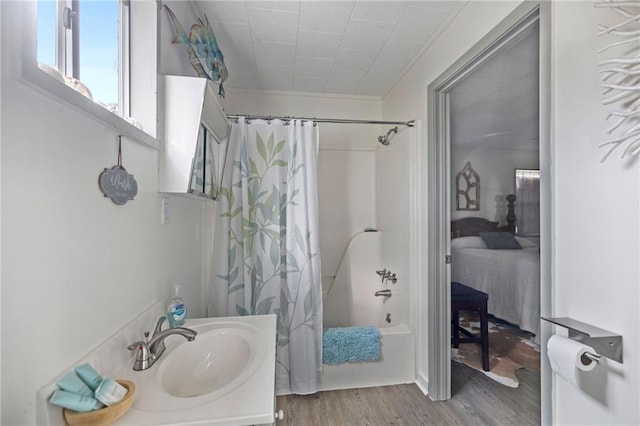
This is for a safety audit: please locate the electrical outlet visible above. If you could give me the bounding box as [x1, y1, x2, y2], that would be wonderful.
[161, 197, 169, 224]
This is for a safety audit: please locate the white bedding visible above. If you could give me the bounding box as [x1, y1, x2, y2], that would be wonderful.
[451, 236, 540, 337]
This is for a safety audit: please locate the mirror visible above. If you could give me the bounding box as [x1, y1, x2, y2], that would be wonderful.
[189, 122, 230, 200]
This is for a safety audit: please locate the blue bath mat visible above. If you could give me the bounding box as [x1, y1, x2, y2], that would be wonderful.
[323, 326, 381, 365]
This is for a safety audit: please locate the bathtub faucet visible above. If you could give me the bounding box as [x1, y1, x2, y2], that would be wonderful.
[377, 269, 397, 284]
[375, 289, 392, 298]
[376, 268, 398, 284]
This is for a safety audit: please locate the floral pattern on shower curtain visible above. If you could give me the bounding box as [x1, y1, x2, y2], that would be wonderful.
[208, 117, 323, 394]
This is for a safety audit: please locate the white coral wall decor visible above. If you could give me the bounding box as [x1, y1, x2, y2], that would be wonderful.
[596, 1, 640, 161]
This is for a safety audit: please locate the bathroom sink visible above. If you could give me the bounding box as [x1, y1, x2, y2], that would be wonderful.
[159, 325, 256, 398]
[127, 317, 271, 416]
[37, 313, 277, 426]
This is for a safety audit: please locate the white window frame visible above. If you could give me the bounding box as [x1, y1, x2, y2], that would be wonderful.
[119, 0, 130, 119]
[56, 0, 78, 78]
[12, 0, 158, 150]
[54, 0, 128, 117]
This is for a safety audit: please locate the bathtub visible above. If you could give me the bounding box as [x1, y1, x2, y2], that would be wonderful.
[320, 231, 415, 391]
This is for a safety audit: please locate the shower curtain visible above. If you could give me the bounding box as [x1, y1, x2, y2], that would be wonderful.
[208, 117, 323, 394]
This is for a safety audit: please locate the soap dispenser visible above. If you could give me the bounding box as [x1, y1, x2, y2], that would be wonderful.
[167, 285, 186, 328]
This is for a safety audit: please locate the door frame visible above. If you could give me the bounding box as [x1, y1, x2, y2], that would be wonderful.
[425, 2, 551, 423]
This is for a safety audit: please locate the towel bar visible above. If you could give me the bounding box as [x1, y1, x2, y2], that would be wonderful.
[542, 317, 623, 363]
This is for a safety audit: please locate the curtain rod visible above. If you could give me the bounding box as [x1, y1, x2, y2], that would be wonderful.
[226, 114, 415, 127]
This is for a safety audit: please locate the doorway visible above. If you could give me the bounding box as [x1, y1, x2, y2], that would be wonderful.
[425, 2, 551, 424]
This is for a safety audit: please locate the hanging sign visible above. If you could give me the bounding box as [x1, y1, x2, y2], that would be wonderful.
[99, 136, 138, 205]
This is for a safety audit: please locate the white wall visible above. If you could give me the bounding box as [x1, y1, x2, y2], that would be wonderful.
[1, 3, 207, 424]
[451, 147, 538, 223]
[318, 150, 376, 287]
[384, 0, 640, 424]
[552, 2, 639, 424]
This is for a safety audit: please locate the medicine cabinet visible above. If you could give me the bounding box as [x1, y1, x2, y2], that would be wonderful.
[159, 75, 231, 199]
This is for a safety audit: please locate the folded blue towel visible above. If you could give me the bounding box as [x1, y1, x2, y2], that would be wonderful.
[323, 326, 381, 365]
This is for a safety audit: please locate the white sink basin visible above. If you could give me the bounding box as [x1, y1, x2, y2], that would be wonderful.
[122, 316, 274, 420]
[159, 324, 258, 399]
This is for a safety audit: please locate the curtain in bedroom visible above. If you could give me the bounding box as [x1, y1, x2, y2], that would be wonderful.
[208, 117, 323, 395]
[514, 169, 540, 236]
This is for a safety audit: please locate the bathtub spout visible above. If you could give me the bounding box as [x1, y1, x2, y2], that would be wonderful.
[375, 289, 392, 297]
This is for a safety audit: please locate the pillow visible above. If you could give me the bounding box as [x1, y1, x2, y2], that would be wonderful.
[450, 236, 488, 250]
[479, 232, 522, 250]
[515, 236, 537, 248]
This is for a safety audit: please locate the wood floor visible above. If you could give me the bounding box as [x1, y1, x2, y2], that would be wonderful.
[276, 362, 540, 425]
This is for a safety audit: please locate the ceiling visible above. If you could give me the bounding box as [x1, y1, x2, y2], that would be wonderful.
[195, 1, 463, 97]
[449, 24, 540, 151]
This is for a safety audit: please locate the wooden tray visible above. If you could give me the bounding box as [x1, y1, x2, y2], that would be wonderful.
[63, 380, 135, 426]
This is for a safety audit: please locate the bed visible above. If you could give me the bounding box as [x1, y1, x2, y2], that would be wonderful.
[450, 196, 540, 337]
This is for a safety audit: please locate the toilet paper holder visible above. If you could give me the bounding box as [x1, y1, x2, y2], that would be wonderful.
[542, 317, 623, 364]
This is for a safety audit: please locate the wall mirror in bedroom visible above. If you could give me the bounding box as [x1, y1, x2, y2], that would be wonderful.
[426, 3, 551, 421]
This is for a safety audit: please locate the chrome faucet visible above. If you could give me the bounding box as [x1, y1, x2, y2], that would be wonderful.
[376, 268, 398, 284]
[127, 316, 197, 371]
[375, 289, 392, 297]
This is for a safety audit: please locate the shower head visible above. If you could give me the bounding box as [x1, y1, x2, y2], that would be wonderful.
[378, 126, 398, 146]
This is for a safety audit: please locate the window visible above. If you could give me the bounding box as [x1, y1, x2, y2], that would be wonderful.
[37, 0, 128, 116]
[18, 0, 158, 147]
[514, 169, 540, 237]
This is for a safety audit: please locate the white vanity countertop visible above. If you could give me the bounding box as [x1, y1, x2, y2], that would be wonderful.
[36, 308, 277, 426]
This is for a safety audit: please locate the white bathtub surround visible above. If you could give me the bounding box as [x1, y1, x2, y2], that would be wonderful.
[324, 232, 408, 329]
[37, 304, 277, 426]
[209, 117, 323, 395]
[321, 231, 414, 391]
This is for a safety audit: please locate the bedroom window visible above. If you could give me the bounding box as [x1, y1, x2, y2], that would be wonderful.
[514, 169, 540, 237]
[37, 0, 127, 115]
